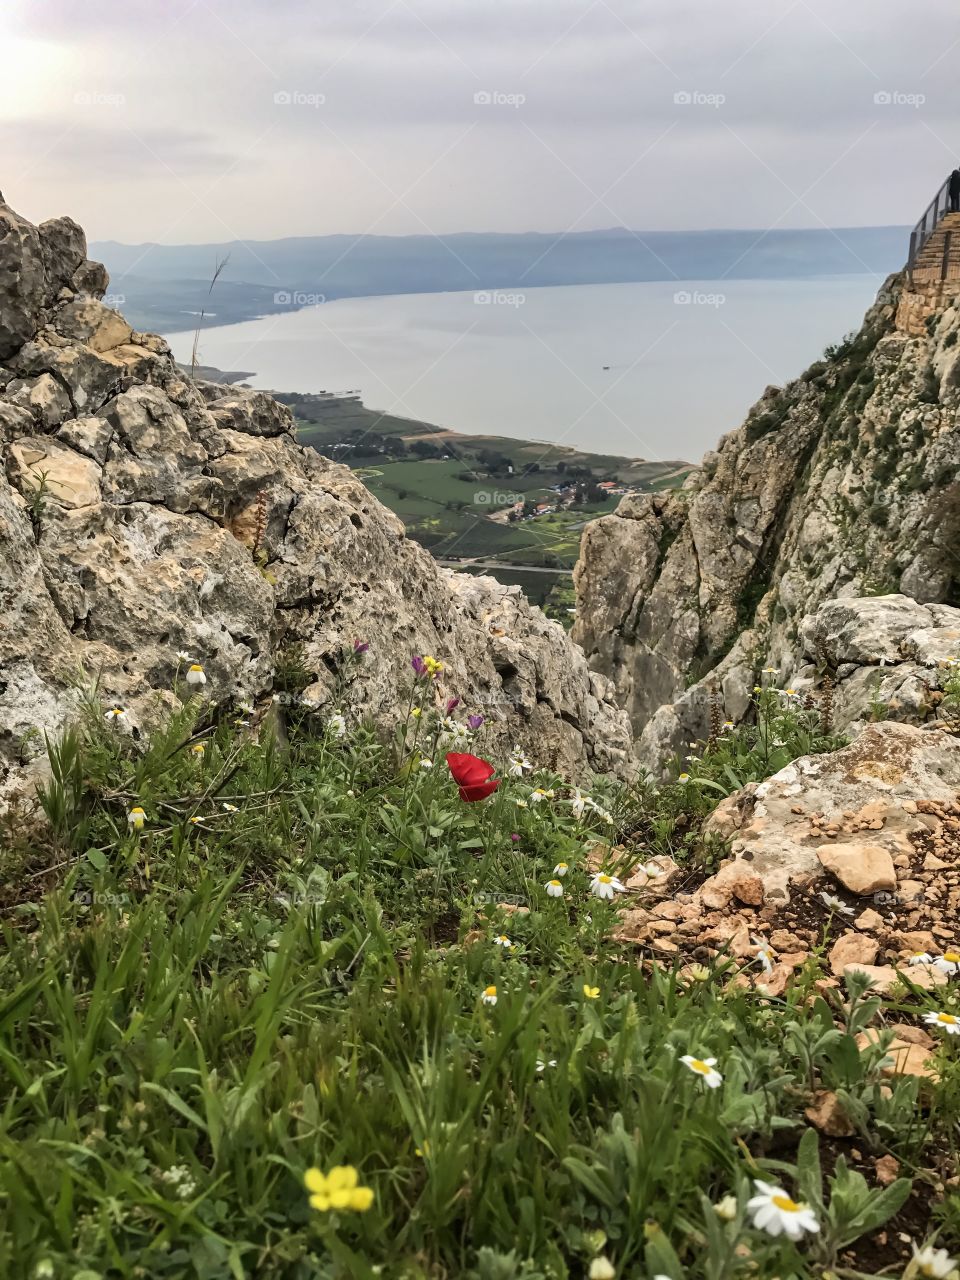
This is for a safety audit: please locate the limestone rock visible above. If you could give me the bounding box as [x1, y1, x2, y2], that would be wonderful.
[828, 932, 880, 974]
[795, 594, 960, 733]
[804, 1090, 855, 1137]
[701, 722, 960, 902]
[37, 216, 87, 303]
[0, 200, 44, 359]
[818, 844, 897, 895]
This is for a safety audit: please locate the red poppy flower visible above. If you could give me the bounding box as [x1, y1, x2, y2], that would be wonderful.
[445, 752, 500, 802]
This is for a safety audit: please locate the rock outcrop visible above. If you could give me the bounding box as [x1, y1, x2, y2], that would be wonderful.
[0, 195, 631, 805]
[574, 273, 960, 768]
[702, 721, 960, 902]
[792, 594, 960, 731]
[612, 722, 960, 1010]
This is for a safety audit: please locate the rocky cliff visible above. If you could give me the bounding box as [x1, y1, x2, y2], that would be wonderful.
[574, 270, 960, 767]
[0, 196, 631, 805]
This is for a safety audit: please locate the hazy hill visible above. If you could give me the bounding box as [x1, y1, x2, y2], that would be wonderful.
[91, 225, 908, 332]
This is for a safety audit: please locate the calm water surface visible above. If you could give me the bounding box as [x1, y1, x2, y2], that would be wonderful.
[168, 276, 885, 462]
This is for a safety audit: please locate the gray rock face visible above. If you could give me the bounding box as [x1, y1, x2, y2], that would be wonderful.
[793, 594, 960, 731]
[0, 197, 633, 805]
[0, 202, 45, 359]
[575, 275, 960, 769]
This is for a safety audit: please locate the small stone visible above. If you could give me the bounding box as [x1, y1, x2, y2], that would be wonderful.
[874, 1155, 900, 1187]
[829, 933, 879, 976]
[817, 843, 897, 895]
[805, 1089, 854, 1137]
[853, 907, 884, 931]
[923, 852, 950, 871]
[843, 963, 899, 993]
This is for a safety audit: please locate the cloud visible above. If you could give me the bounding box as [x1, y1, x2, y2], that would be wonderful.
[2, 0, 959, 240]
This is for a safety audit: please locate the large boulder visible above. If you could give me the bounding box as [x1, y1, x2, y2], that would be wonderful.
[0, 195, 633, 806]
[702, 721, 960, 903]
[793, 594, 960, 730]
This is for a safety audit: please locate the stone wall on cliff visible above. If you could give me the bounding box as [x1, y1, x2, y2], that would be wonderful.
[574, 271, 960, 769]
[0, 195, 632, 805]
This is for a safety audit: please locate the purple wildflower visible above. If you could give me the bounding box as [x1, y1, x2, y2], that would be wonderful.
[353, 640, 369, 655]
[467, 714, 484, 730]
[411, 655, 427, 677]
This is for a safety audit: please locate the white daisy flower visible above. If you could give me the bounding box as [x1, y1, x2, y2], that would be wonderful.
[590, 872, 625, 901]
[529, 787, 554, 805]
[175, 650, 193, 662]
[924, 1010, 960, 1034]
[591, 803, 615, 825]
[328, 712, 347, 739]
[185, 663, 206, 686]
[819, 891, 854, 916]
[909, 952, 934, 966]
[678, 772, 690, 783]
[104, 707, 126, 722]
[127, 806, 146, 830]
[911, 1243, 957, 1279]
[493, 934, 513, 949]
[545, 879, 564, 898]
[189, 742, 205, 757]
[481, 985, 498, 1007]
[535, 1058, 558, 1073]
[222, 802, 239, 813]
[553, 862, 569, 877]
[507, 750, 532, 777]
[515, 799, 529, 810]
[933, 950, 960, 976]
[680, 1055, 722, 1088]
[746, 1180, 819, 1240]
[418, 757, 434, 769]
[569, 788, 588, 818]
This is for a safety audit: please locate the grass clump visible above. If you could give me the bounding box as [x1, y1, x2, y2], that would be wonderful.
[0, 660, 957, 1279]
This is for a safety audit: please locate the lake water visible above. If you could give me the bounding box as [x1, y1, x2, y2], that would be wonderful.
[167, 276, 885, 463]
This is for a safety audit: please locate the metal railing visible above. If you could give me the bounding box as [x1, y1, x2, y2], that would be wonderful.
[908, 174, 958, 279]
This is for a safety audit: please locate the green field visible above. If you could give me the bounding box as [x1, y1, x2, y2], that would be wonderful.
[285, 392, 689, 602]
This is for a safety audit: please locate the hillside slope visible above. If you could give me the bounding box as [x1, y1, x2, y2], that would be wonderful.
[574, 269, 960, 767]
[0, 195, 631, 805]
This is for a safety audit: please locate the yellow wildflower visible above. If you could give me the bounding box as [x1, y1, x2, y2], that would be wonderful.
[304, 1165, 374, 1212]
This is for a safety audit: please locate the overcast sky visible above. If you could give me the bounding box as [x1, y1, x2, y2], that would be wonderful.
[2, 0, 958, 244]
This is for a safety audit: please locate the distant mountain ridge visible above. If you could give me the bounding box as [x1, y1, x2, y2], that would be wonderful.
[91, 225, 909, 333]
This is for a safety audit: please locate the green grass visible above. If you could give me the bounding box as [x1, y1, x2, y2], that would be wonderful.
[1, 675, 957, 1279]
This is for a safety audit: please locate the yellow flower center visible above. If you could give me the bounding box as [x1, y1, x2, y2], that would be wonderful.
[598, 874, 611, 884]
[771, 1194, 801, 1213]
[690, 1058, 711, 1074]
[943, 952, 959, 962]
[937, 1013, 958, 1025]
[548, 879, 561, 887]
[484, 985, 497, 998]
